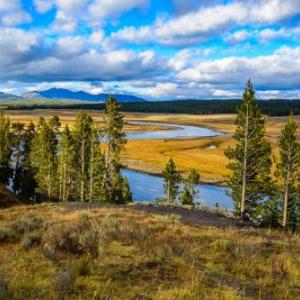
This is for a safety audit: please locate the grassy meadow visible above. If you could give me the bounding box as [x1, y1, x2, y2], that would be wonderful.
[0, 204, 300, 299]
[4, 110, 299, 184]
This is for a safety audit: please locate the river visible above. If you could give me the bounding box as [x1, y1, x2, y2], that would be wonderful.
[123, 121, 233, 210]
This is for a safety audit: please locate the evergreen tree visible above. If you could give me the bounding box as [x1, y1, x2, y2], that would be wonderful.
[0, 110, 12, 185]
[225, 80, 273, 220]
[162, 158, 181, 204]
[180, 168, 200, 205]
[102, 97, 129, 203]
[58, 125, 76, 202]
[73, 111, 93, 202]
[11, 122, 25, 193]
[30, 117, 59, 200]
[88, 127, 105, 202]
[20, 122, 37, 198]
[275, 114, 300, 230]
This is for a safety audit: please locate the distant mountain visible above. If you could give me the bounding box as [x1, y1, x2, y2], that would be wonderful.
[0, 92, 22, 100]
[22, 88, 146, 103]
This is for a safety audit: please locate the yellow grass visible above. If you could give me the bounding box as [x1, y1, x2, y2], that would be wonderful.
[0, 204, 300, 299]
[123, 136, 232, 184]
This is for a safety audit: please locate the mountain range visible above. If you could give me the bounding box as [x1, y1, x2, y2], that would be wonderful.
[0, 88, 146, 103]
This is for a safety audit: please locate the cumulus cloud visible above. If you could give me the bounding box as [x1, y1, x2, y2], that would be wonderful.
[109, 0, 300, 46]
[177, 46, 300, 90]
[0, 25, 166, 83]
[258, 27, 300, 43]
[0, 28, 41, 66]
[33, 0, 148, 32]
[224, 30, 252, 44]
[0, 0, 31, 26]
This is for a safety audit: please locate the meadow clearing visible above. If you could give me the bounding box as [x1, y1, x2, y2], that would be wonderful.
[0, 203, 299, 299]
[4, 110, 299, 184]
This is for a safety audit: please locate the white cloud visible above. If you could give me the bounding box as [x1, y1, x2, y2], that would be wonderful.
[0, 28, 40, 66]
[87, 0, 148, 26]
[109, 0, 300, 46]
[258, 27, 300, 43]
[34, 0, 148, 33]
[0, 0, 31, 26]
[33, 0, 53, 13]
[224, 30, 252, 44]
[177, 46, 300, 89]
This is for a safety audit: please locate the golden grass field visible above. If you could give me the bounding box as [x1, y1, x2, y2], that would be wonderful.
[0, 203, 300, 299]
[4, 110, 300, 184]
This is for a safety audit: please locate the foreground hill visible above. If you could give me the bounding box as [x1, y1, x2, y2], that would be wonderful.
[0, 203, 299, 299]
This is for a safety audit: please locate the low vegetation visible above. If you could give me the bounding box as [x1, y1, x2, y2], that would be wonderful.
[0, 204, 300, 299]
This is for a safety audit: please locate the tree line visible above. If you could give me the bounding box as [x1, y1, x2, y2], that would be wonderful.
[5, 99, 300, 116]
[0, 97, 132, 204]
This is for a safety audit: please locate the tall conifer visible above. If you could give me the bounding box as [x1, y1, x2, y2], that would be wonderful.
[102, 96, 129, 203]
[73, 111, 93, 202]
[276, 114, 300, 230]
[58, 125, 76, 202]
[162, 158, 181, 204]
[225, 80, 272, 220]
[0, 110, 12, 185]
[30, 117, 59, 199]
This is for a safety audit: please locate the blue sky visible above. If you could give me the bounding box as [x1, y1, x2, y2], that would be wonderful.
[1, 0, 300, 99]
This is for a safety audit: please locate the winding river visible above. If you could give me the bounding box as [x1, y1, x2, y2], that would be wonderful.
[124, 121, 233, 210]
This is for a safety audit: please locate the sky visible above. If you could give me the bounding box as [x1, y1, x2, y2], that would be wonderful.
[1, 0, 300, 100]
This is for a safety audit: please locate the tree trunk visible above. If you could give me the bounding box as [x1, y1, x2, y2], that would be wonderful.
[283, 149, 291, 228]
[89, 139, 94, 203]
[48, 156, 52, 199]
[59, 161, 63, 201]
[80, 139, 85, 202]
[241, 102, 249, 219]
[167, 181, 171, 204]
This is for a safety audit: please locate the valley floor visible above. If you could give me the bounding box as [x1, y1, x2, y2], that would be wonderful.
[3, 110, 300, 184]
[0, 203, 299, 299]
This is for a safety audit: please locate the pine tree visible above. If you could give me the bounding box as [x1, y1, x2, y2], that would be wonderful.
[162, 158, 181, 204]
[102, 97, 129, 203]
[180, 168, 200, 205]
[30, 117, 59, 200]
[58, 125, 76, 202]
[20, 122, 37, 198]
[11, 122, 25, 193]
[88, 127, 105, 202]
[225, 80, 273, 220]
[276, 114, 300, 230]
[0, 110, 12, 185]
[73, 111, 93, 202]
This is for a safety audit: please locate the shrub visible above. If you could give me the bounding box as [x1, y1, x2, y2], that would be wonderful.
[54, 271, 76, 298]
[76, 258, 92, 276]
[21, 232, 42, 250]
[0, 279, 9, 299]
[42, 216, 101, 259]
[13, 216, 44, 234]
[0, 226, 15, 243]
[211, 239, 235, 254]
